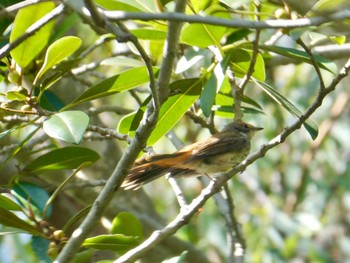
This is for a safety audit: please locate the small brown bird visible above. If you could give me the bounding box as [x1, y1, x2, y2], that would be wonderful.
[122, 121, 262, 190]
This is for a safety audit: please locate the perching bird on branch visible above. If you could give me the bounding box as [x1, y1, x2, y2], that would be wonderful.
[122, 121, 262, 190]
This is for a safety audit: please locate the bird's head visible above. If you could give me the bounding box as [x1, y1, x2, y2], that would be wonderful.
[222, 121, 263, 138]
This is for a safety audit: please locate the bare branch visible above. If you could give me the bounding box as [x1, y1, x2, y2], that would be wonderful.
[104, 9, 350, 29]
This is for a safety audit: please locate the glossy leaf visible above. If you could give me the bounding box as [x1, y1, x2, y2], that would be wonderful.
[0, 207, 43, 236]
[117, 96, 151, 137]
[10, 2, 55, 68]
[261, 45, 337, 74]
[12, 182, 52, 216]
[256, 80, 318, 140]
[43, 111, 89, 144]
[37, 89, 65, 111]
[0, 194, 22, 211]
[24, 146, 99, 172]
[180, 6, 231, 48]
[82, 234, 140, 252]
[147, 78, 202, 145]
[111, 212, 143, 242]
[101, 56, 144, 68]
[130, 28, 167, 40]
[6, 90, 27, 101]
[230, 48, 266, 81]
[35, 36, 82, 82]
[95, 0, 154, 12]
[69, 67, 158, 108]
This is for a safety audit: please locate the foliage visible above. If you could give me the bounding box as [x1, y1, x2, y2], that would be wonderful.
[0, 0, 350, 262]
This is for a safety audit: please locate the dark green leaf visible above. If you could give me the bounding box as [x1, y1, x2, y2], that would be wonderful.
[24, 146, 99, 172]
[147, 78, 202, 145]
[201, 52, 233, 117]
[36, 90, 65, 111]
[43, 111, 89, 144]
[0, 194, 22, 211]
[256, 81, 318, 139]
[69, 67, 158, 108]
[12, 182, 52, 216]
[260, 45, 337, 74]
[0, 207, 43, 236]
[117, 96, 151, 137]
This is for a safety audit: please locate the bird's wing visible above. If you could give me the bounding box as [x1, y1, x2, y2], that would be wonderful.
[184, 132, 249, 162]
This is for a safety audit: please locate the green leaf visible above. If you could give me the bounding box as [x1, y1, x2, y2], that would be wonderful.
[307, 0, 347, 16]
[62, 205, 92, 233]
[6, 90, 27, 101]
[95, 0, 151, 12]
[0, 128, 17, 139]
[260, 45, 337, 74]
[69, 67, 158, 108]
[35, 36, 82, 83]
[201, 52, 233, 117]
[37, 58, 81, 91]
[12, 182, 52, 216]
[24, 146, 99, 172]
[256, 80, 318, 140]
[230, 48, 266, 81]
[101, 56, 144, 68]
[328, 35, 346, 45]
[82, 234, 140, 253]
[0, 207, 43, 236]
[111, 212, 143, 242]
[130, 28, 167, 40]
[147, 78, 202, 145]
[117, 96, 151, 137]
[43, 111, 89, 144]
[0, 194, 22, 211]
[10, 2, 55, 68]
[180, 6, 230, 48]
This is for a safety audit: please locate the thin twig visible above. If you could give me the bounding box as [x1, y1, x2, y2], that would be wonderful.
[104, 9, 350, 29]
[86, 125, 131, 143]
[297, 38, 326, 90]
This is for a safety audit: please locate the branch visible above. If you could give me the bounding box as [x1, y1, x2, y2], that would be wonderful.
[104, 9, 350, 29]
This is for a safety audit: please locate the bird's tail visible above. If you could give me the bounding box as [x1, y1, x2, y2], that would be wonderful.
[121, 153, 196, 190]
[121, 163, 172, 190]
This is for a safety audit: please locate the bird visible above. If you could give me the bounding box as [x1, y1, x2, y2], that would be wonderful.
[122, 121, 263, 190]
